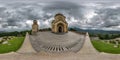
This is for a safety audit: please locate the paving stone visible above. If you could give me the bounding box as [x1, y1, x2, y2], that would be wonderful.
[30, 31, 85, 53]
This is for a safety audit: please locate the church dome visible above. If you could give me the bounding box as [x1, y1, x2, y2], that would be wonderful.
[55, 13, 65, 18]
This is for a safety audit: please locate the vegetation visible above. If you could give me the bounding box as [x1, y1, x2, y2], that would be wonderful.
[89, 33, 120, 40]
[0, 30, 32, 37]
[91, 40, 120, 54]
[0, 37, 24, 54]
[69, 28, 86, 34]
[0, 28, 53, 37]
[39, 28, 51, 31]
[69, 28, 120, 40]
[69, 28, 77, 31]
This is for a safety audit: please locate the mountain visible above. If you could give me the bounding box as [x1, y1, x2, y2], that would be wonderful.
[0, 31, 6, 33]
[72, 27, 120, 34]
[1, 27, 120, 34]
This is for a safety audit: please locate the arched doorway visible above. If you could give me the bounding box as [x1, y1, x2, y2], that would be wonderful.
[58, 26, 62, 33]
[57, 23, 64, 33]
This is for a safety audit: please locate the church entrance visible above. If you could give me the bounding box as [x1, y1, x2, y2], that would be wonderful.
[58, 26, 62, 33]
[57, 23, 64, 33]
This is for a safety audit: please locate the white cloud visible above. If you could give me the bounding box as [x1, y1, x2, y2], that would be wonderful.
[85, 10, 97, 19]
[0, 1, 120, 31]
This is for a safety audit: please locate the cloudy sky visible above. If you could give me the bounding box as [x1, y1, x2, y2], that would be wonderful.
[0, 0, 120, 32]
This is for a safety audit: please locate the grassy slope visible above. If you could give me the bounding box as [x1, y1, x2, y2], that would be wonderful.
[0, 37, 24, 54]
[91, 40, 120, 54]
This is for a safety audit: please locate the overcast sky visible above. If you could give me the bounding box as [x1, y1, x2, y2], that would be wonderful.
[0, 0, 120, 31]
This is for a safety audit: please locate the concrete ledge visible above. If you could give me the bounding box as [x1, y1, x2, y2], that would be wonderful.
[17, 32, 36, 54]
[78, 32, 99, 54]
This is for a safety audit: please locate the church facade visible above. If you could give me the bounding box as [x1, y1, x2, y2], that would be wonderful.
[51, 13, 68, 33]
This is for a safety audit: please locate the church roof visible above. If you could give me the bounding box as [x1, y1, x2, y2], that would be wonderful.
[54, 13, 65, 17]
[52, 13, 67, 24]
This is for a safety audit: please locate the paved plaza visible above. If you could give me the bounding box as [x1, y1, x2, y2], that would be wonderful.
[30, 31, 85, 53]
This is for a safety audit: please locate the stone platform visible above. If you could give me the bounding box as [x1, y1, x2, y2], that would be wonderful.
[30, 31, 85, 53]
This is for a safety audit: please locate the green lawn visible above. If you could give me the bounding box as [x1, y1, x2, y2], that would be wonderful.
[0, 37, 24, 54]
[91, 40, 120, 54]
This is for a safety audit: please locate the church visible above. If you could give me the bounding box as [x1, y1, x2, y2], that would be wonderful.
[32, 13, 68, 34]
[51, 13, 68, 33]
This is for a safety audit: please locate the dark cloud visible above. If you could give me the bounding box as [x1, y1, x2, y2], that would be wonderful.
[92, 7, 120, 28]
[43, 1, 85, 19]
[0, 1, 120, 31]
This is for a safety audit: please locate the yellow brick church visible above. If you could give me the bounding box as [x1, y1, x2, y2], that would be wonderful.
[51, 13, 68, 33]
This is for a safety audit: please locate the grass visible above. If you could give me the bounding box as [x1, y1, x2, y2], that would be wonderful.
[91, 40, 120, 54]
[0, 37, 24, 54]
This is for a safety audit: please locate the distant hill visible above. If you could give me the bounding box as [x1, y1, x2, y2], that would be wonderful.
[1, 28, 120, 34]
[71, 27, 120, 34]
[0, 31, 6, 33]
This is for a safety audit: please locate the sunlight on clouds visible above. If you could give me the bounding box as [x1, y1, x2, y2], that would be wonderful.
[44, 20, 49, 26]
[68, 17, 78, 23]
[82, 3, 101, 7]
[26, 20, 33, 25]
[85, 11, 97, 19]
[26, 20, 40, 26]
[108, 4, 120, 9]
[116, 26, 120, 28]
[0, 24, 1, 28]
[12, 26, 18, 29]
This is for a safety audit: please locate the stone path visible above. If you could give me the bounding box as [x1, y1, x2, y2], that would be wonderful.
[0, 32, 120, 60]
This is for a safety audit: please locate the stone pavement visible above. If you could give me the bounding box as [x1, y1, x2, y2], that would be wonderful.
[30, 31, 85, 53]
[0, 32, 120, 60]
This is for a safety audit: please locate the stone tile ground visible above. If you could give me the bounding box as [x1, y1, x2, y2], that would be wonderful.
[30, 31, 85, 52]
